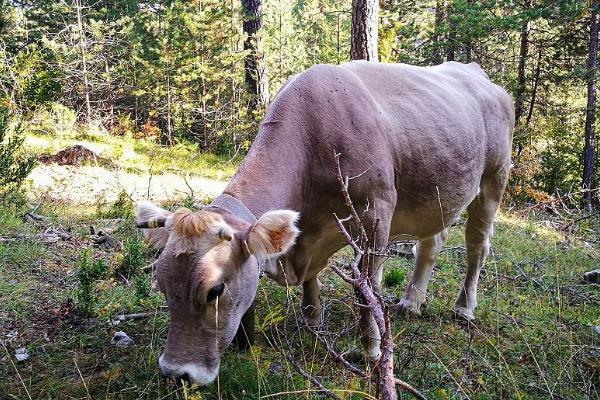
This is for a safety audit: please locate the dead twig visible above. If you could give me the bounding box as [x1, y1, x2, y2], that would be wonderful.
[142, 260, 158, 273]
[326, 151, 425, 400]
[285, 354, 341, 400]
[109, 312, 161, 326]
[561, 212, 599, 231]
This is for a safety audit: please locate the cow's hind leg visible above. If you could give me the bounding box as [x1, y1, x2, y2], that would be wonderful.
[455, 171, 508, 320]
[397, 229, 448, 315]
[302, 275, 322, 327]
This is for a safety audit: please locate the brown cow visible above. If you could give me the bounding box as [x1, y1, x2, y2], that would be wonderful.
[136, 61, 514, 384]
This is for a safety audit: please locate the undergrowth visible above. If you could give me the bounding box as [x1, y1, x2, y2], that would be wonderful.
[0, 192, 598, 399]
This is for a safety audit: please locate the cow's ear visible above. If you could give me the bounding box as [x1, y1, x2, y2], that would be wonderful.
[246, 210, 300, 259]
[136, 202, 173, 249]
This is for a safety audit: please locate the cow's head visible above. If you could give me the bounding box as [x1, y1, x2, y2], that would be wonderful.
[136, 202, 299, 385]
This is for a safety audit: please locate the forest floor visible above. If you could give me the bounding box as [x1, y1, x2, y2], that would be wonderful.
[1, 132, 599, 399]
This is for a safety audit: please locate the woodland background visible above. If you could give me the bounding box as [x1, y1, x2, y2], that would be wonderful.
[1, 0, 599, 203]
[1, 1, 599, 399]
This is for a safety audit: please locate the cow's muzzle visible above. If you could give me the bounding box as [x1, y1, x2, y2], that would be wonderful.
[159, 354, 219, 386]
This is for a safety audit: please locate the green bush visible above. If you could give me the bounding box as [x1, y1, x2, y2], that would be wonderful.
[383, 267, 406, 288]
[118, 238, 145, 280]
[0, 109, 36, 200]
[101, 189, 134, 219]
[25, 102, 77, 137]
[133, 274, 150, 299]
[75, 252, 109, 316]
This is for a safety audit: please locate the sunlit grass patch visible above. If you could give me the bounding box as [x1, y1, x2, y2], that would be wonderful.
[25, 132, 239, 181]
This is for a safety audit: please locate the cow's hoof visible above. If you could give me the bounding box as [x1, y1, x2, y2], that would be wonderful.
[305, 314, 322, 328]
[302, 306, 323, 328]
[367, 348, 381, 363]
[454, 306, 475, 322]
[396, 298, 422, 316]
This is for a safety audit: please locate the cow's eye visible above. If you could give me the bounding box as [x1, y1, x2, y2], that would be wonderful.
[206, 283, 225, 303]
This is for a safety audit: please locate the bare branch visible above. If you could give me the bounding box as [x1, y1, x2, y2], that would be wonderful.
[325, 151, 425, 400]
[285, 354, 341, 400]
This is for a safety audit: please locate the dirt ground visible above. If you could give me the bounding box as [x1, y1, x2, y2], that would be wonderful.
[28, 164, 227, 205]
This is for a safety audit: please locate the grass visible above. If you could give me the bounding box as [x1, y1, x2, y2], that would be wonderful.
[1, 133, 599, 399]
[24, 130, 239, 181]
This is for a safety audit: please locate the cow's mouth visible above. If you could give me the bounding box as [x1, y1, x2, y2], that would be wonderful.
[159, 354, 219, 386]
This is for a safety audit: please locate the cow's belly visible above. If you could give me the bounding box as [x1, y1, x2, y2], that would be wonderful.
[390, 181, 480, 239]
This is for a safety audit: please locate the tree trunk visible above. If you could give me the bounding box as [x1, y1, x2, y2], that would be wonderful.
[166, 74, 173, 145]
[75, 0, 91, 124]
[432, 0, 446, 64]
[583, 1, 599, 211]
[350, 0, 378, 61]
[515, 0, 533, 126]
[526, 47, 542, 127]
[464, 0, 473, 63]
[241, 0, 269, 112]
[446, 3, 456, 62]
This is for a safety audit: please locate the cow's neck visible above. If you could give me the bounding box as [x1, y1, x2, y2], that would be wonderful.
[223, 126, 304, 217]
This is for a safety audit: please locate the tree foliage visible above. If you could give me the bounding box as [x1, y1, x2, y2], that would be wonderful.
[0, 109, 36, 199]
[0, 0, 598, 201]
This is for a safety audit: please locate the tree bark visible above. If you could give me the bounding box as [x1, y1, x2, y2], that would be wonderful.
[515, 0, 533, 126]
[350, 0, 378, 61]
[241, 0, 269, 111]
[464, 0, 473, 63]
[446, 2, 456, 62]
[525, 47, 542, 127]
[75, 0, 91, 124]
[583, 1, 599, 211]
[432, 0, 446, 64]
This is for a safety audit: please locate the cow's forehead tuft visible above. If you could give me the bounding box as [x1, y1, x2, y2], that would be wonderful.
[172, 209, 225, 238]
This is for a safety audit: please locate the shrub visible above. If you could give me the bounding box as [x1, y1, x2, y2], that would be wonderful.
[25, 102, 77, 137]
[0, 109, 36, 200]
[118, 238, 145, 280]
[383, 267, 405, 288]
[75, 252, 109, 316]
[111, 114, 136, 137]
[101, 189, 134, 219]
[133, 274, 150, 299]
[136, 119, 161, 141]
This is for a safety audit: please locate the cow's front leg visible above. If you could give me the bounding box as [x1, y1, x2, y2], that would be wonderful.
[397, 229, 448, 315]
[234, 302, 255, 350]
[302, 276, 322, 327]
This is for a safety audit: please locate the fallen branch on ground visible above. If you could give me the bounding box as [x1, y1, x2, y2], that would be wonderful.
[109, 312, 156, 326]
[285, 354, 341, 400]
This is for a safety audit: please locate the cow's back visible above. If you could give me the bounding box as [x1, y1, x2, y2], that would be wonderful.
[227, 61, 513, 282]
[270, 61, 513, 238]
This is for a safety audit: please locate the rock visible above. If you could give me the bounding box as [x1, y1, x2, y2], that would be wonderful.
[267, 362, 282, 374]
[15, 347, 29, 362]
[583, 269, 600, 284]
[39, 144, 102, 166]
[593, 326, 600, 335]
[93, 234, 115, 248]
[111, 331, 133, 348]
